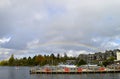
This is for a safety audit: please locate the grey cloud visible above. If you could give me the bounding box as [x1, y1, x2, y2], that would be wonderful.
[0, 11, 12, 37]
[0, 0, 120, 59]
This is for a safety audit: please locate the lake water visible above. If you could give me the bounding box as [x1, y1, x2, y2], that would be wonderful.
[0, 66, 120, 79]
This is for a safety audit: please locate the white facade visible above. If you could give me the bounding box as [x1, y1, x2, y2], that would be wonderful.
[58, 64, 77, 68]
[117, 51, 120, 60]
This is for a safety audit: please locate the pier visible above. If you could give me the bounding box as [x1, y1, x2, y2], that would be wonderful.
[30, 70, 120, 74]
[30, 64, 120, 74]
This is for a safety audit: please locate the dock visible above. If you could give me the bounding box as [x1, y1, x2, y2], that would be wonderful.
[30, 70, 120, 74]
[30, 64, 120, 74]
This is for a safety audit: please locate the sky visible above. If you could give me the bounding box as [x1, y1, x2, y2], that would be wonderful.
[0, 0, 120, 60]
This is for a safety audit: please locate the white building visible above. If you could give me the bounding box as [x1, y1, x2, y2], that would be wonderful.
[116, 51, 120, 61]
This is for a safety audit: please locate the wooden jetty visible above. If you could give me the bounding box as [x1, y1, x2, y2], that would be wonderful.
[30, 70, 120, 74]
[30, 65, 120, 74]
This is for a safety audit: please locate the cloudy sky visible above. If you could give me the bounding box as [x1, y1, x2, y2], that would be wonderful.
[0, 0, 120, 60]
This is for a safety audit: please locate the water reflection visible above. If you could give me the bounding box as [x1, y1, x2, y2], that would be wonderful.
[0, 67, 120, 79]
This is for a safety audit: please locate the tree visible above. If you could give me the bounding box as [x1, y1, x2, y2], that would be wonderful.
[27, 56, 33, 66]
[50, 53, 55, 59]
[102, 56, 115, 67]
[57, 53, 60, 59]
[108, 56, 115, 61]
[35, 55, 45, 66]
[64, 53, 68, 59]
[62, 53, 68, 63]
[77, 59, 87, 66]
[8, 54, 15, 66]
[0, 60, 8, 66]
[50, 53, 56, 65]
[102, 60, 109, 67]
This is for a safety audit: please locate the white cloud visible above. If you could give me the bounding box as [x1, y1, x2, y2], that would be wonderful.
[27, 39, 40, 49]
[0, 52, 9, 55]
[0, 48, 11, 60]
[91, 37, 101, 42]
[0, 37, 11, 44]
[101, 41, 120, 50]
[33, 12, 48, 21]
[66, 50, 92, 57]
[0, 0, 11, 8]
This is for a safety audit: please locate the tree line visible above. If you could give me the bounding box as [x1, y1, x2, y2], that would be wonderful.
[0, 53, 79, 66]
[0, 49, 118, 66]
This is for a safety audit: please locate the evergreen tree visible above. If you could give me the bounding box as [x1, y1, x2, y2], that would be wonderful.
[8, 54, 15, 66]
[77, 59, 87, 66]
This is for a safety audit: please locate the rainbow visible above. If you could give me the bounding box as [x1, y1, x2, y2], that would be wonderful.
[37, 41, 101, 52]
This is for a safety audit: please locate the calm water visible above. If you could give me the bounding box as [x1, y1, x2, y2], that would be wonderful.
[0, 66, 120, 79]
